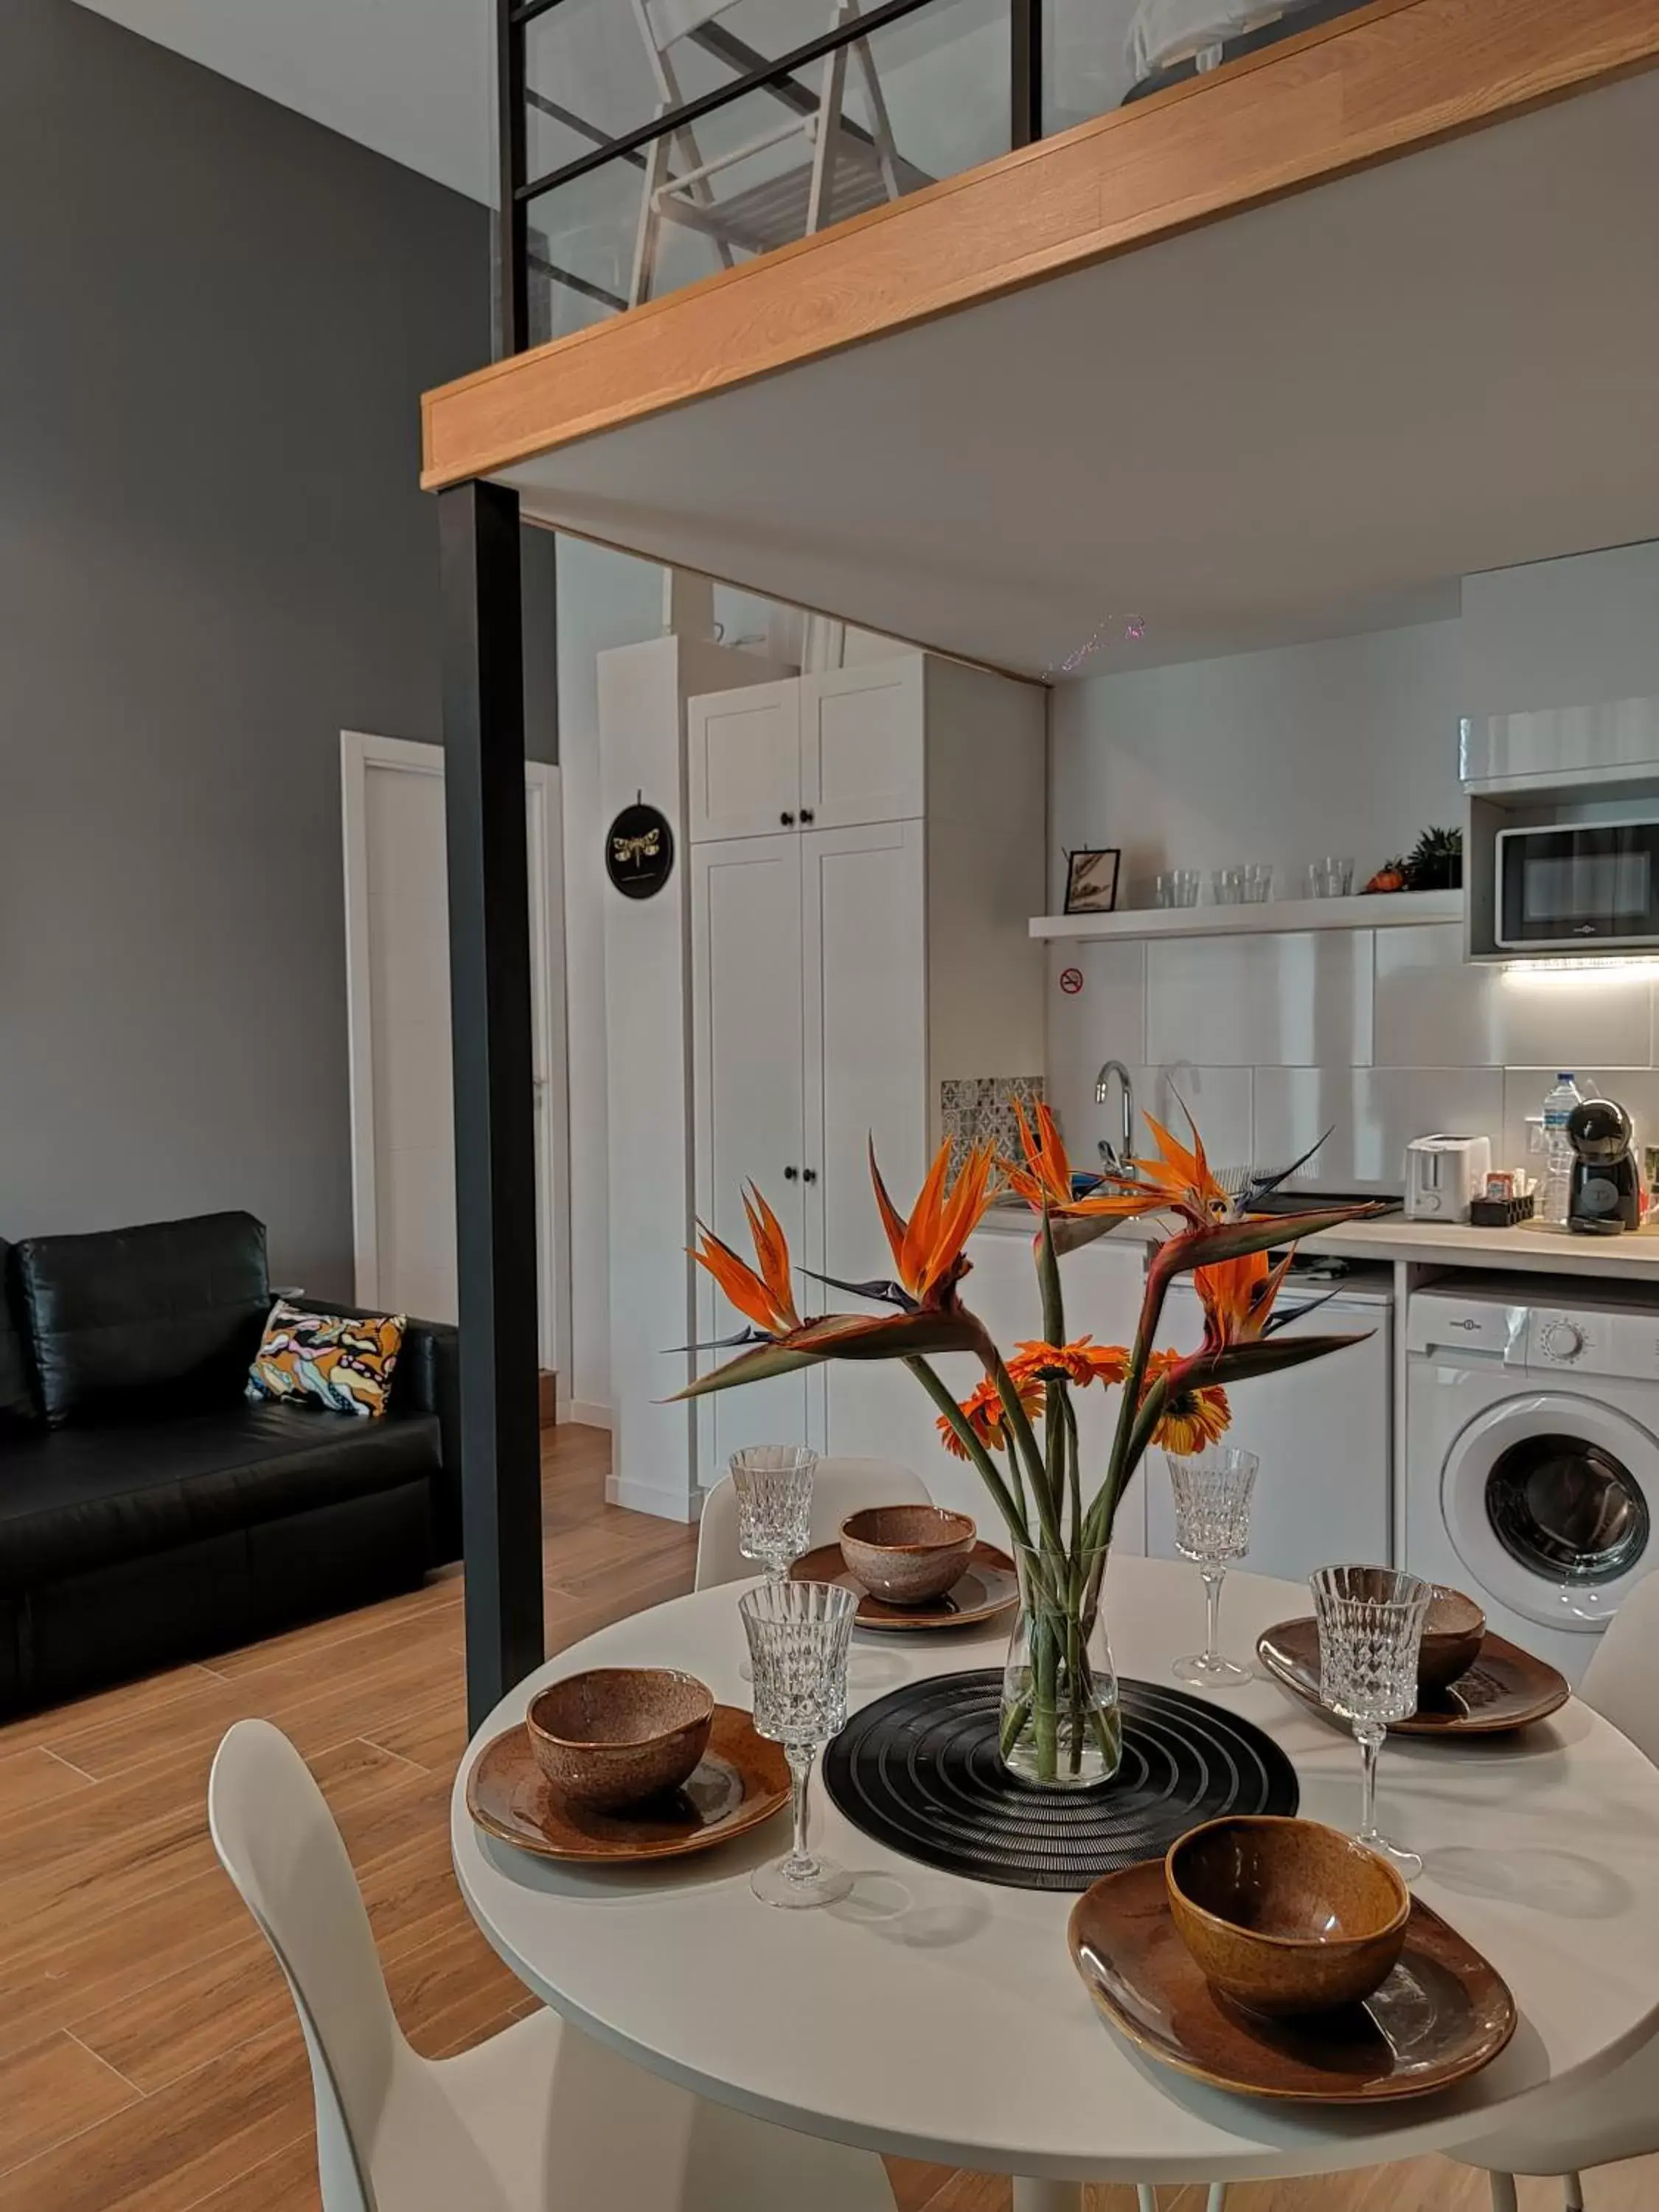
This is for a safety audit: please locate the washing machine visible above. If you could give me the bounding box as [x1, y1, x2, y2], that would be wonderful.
[1405, 1271, 1659, 1680]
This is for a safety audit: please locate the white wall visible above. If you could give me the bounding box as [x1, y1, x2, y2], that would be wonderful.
[1046, 560, 1659, 1189]
[555, 536, 664, 1419]
[1048, 619, 1464, 914]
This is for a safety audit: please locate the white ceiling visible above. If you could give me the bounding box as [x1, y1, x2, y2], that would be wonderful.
[504, 69, 1659, 678]
[73, 0, 496, 203]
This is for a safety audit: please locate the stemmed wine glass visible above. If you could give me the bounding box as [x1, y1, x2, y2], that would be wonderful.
[1310, 1564, 1433, 1879]
[1167, 1447, 1259, 1689]
[730, 1445, 816, 1680]
[740, 1578, 858, 1909]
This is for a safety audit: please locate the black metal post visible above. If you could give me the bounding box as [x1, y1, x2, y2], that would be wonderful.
[498, 0, 529, 354]
[439, 480, 544, 1733]
[1011, 0, 1042, 149]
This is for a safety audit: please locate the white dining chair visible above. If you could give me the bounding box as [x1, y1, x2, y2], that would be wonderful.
[695, 1455, 931, 1590]
[627, 0, 916, 308]
[1450, 1573, 1659, 2211]
[208, 1718, 895, 2212]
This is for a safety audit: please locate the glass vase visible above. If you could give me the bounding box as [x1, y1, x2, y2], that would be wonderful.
[999, 1540, 1121, 1790]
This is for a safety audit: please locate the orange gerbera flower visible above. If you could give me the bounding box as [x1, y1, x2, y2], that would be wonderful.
[690, 1184, 800, 1337]
[1195, 1248, 1295, 1351]
[1009, 1338, 1130, 1388]
[870, 1138, 1000, 1311]
[936, 1372, 1045, 1458]
[1141, 1347, 1231, 1455]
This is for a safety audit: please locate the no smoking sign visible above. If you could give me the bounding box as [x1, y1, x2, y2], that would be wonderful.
[1059, 967, 1084, 996]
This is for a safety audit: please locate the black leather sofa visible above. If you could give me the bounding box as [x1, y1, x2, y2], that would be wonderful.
[0, 1211, 460, 1714]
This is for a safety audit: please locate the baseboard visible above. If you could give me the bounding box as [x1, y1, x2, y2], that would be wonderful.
[565, 1399, 612, 1430]
[605, 1472, 698, 1523]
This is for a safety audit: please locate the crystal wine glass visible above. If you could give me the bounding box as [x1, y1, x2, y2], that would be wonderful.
[730, 1445, 815, 1679]
[740, 1578, 858, 1910]
[1168, 1447, 1258, 1688]
[1310, 1563, 1433, 1879]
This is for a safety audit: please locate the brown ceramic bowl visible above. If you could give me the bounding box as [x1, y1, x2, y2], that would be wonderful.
[1165, 1815, 1411, 2018]
[1417, 1587, 1487, 1696]
[526, 1668, 714, 1812]
[838, 1505, 977, 1606]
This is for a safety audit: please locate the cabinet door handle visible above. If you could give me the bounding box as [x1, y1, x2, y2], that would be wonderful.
[799, 807, 815, 824]
[783, 1165, 799, 1180]
[801, 1167, 818, 1184]
[779, 810, 796, 827]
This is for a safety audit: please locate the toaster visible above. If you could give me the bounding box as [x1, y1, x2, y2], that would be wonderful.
[1405, 1135, 1493, 1222]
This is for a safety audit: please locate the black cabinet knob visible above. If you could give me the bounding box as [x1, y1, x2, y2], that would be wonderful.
[800, 807, 815, 824]
[801, 1167, 818, 1184]
[783, 1165, 799, 1180]
[779, 810, 796, 827]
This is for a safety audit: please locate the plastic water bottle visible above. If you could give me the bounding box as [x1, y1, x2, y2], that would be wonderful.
[1541, 1073, 1582, 1227]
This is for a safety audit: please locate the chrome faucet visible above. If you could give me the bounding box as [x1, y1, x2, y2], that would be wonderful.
[1094, 1060, 1135, 1173]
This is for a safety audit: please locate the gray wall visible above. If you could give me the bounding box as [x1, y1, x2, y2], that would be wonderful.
[0, 0, 493, 1291]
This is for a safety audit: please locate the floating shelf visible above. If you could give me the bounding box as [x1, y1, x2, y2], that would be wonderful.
[1030, 889, 1464, 943]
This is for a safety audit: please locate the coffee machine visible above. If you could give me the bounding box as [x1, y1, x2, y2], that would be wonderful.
[1567, 1097, 1642, 1234]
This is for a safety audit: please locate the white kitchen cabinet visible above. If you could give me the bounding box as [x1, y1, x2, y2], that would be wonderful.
[801, 659, 925, 830]
[687, 655, 1047, 1501]
[686, 678, 800, 841]
[689, 653, 927, 844]
[1147, 1276, 1393, 1582]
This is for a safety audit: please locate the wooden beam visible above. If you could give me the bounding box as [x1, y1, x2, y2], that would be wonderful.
[422, 0, 1659, 491]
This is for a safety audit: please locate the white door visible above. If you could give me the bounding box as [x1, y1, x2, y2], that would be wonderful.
[691, 834, 811, 1470]
[801, 821, 934, 1471]
[341, 734, 568, 1377]
[801, 657, 925, 830]
[686, 679, 801, 841]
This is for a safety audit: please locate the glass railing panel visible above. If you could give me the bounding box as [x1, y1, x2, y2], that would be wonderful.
[1044, 0, 1376, 135]
[524, 0, 1008, 339]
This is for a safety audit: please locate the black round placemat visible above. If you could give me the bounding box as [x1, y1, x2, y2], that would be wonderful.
[823, 1668, 1298, 1892]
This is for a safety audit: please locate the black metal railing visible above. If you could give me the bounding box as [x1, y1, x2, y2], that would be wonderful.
[497, 0, 1374, 356]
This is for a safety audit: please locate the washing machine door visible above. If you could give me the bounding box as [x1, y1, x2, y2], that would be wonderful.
[1441, 1391, 1657, 1635]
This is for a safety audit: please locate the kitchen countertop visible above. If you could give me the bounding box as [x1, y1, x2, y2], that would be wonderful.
[976, 1202, 1659, 1281]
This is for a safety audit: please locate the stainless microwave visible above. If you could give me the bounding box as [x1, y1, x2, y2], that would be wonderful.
[1495, 818, 1659, 950]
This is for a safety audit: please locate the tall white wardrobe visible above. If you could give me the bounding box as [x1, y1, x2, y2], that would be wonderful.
[602, 643, 1046, 1520]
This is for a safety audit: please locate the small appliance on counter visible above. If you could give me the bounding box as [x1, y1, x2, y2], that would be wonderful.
[1567, 1098, 1643, 1235]
[1405, 1135, 1492, 1222]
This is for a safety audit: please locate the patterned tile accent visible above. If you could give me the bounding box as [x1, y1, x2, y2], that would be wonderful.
[940, 1076, 1046, 1172]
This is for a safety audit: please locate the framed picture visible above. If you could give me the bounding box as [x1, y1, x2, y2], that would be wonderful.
[1064, 848, 1121, 916]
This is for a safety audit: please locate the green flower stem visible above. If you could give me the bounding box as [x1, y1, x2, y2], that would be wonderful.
[990, 1352, 1065, 1554]
[903, 1356, 1032, 1549]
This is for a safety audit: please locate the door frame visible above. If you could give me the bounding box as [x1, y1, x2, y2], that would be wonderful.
[340, 730, 571, 1381]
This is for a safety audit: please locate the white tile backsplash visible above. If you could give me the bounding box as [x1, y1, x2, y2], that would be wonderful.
[1253, 1066, 1507, 1192]
[1374, 925, 1655, 1068]
[1041, 916, 1659, 1197]
[1146, 933, 1373, 1068]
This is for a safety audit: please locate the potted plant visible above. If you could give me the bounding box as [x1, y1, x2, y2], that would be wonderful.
[680, 1108, 1370, 1789]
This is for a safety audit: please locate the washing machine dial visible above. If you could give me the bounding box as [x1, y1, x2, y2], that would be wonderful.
[1539, 1318, 1585, 1362]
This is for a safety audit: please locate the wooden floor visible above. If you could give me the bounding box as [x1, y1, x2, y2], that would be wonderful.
[0, 1423, 1647, 2211]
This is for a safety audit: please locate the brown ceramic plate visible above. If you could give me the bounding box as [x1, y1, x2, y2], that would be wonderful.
[1068, 1859, 1517, 2103]
[1256, 1617, 1570, 1736]
[466, 1704, 790, 1862]
[790, 1540, 1018, 1631]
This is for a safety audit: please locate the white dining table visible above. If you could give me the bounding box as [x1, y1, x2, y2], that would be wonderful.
[451, 1556, 1659, 2209]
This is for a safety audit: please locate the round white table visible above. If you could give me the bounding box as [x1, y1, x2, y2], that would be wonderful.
[451, 1557, 1659, 2206]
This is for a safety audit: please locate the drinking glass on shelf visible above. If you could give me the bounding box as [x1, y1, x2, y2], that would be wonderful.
[1210, 866, 1245, 905]
[1310, 1564, 1433, 1879]
[1307, 857, 1355, 898]
[731, 1444, 815, 1678]
[1168, 1447, 1258, 1688]
[1241, 864, 1274, 903]
[1169, 868, 1200, 908]
[740, 1578, 858, 1909]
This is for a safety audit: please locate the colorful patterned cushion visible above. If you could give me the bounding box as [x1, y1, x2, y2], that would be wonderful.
[246, 1301, 405, 1419]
